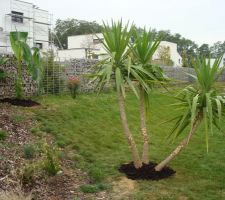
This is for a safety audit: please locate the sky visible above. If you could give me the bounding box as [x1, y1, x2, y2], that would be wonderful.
[31, 0, 225, 46]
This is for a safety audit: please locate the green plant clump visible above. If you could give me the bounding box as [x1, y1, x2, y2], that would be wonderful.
[0, 130, 7, 141]
[43, 144, 60, 175]
[23, 144, 36, 159]
[80, 183, 108, 193]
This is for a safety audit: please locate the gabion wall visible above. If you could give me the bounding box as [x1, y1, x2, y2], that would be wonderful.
[0, 57, 37, 99]
[64, 59, 98, 92]
[1, 57, 225, 99]
[161, 66, 196, 82]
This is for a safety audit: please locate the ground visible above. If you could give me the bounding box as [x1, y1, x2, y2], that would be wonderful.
[1, 89, 225, 199]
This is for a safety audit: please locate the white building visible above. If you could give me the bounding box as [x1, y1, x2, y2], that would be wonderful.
[57, 33, 182, 67]
[206, 54, 225, 68]
[0, 0, 51, 54]
[57, 33, 107, 60]
[153, 41, 182, 67]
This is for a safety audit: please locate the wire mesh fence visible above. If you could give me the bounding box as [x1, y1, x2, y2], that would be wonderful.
[1, 51, 225, 98]
[40, 53, 68, 95]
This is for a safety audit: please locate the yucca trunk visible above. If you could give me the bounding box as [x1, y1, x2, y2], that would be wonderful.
[155, 115, 202, 171]
[139, 86, 149, 164]
[118, 92, 142, 169]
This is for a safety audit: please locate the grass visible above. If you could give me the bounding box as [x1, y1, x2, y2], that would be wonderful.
[25, 89, 225, 200]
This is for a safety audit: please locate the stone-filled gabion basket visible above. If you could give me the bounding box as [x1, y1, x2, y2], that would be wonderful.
[0, 55, 38, 99]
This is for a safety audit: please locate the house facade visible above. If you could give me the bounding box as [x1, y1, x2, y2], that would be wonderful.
[57, 33, 182, 67]
[57, 33, 107, 60]
[0, 0, 50, 54]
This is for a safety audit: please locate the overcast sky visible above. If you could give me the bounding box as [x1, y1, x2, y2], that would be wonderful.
[31, 0, 225, 46]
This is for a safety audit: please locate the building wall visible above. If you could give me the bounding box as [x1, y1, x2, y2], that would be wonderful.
[64, 33, 182, 66]
[57, 49, 87, 61]
[33, 8, 49, 50]
[0, 0, 49, 54]
[153, 41, 182, 67]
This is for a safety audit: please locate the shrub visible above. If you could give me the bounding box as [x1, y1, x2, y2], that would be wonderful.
[23, 144, 36, 159]
[67, 76, 80, 99]
[0, 130, 7, 140]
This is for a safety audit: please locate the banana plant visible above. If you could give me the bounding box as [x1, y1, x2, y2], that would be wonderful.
[10, 31, 41, 99]
[0, 56, 9, 66]
[0, 56, 9, 80]
[131, 29, 167, 164]
[91, 20, 154, 169]
[155, 56, 225, 171]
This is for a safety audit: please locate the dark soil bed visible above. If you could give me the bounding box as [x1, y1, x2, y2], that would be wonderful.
[0, 98, 40, 107]
[119, 162, 176, 180]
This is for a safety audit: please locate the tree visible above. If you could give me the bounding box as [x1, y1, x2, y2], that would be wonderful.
[198, 44, 210, 58]
[155, 56, 225, 171]
[131, 29, 166, 164]
[210, 41, 225, 58]
[181, 50, 189, 67]
[154, 46, 174, 66]
[92, 21, 154, 169]
[81, 34, 96, 59]
[53, 19, 102, 49]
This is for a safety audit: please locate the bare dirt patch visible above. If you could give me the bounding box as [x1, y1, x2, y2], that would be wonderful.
[0, 104, 109, 200]
[111, 177, 136, 200]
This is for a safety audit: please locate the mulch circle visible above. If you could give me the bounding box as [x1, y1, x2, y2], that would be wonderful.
[0, 98, 40, 107]
[119, 162, 176, 181]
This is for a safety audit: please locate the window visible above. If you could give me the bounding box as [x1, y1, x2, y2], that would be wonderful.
[92, 54, 99, 59]
[93, 38, 103, 44]
[11, 11, 23, 23]
[35, 43, 43, 49]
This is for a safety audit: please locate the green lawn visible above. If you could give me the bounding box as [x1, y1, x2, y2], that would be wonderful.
[27, 90, 225, 200]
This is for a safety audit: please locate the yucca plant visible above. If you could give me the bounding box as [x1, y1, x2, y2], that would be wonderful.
[91, 21, 154, 169]
[10, 32, 41, 99]
[131, 29, 167, 164]
[155, 56, 225, 171]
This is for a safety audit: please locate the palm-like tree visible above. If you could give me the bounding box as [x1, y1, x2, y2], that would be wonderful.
[92, 21, 153, 168]
[131, 29, 166, 164]
[155, 56, 225, 171]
